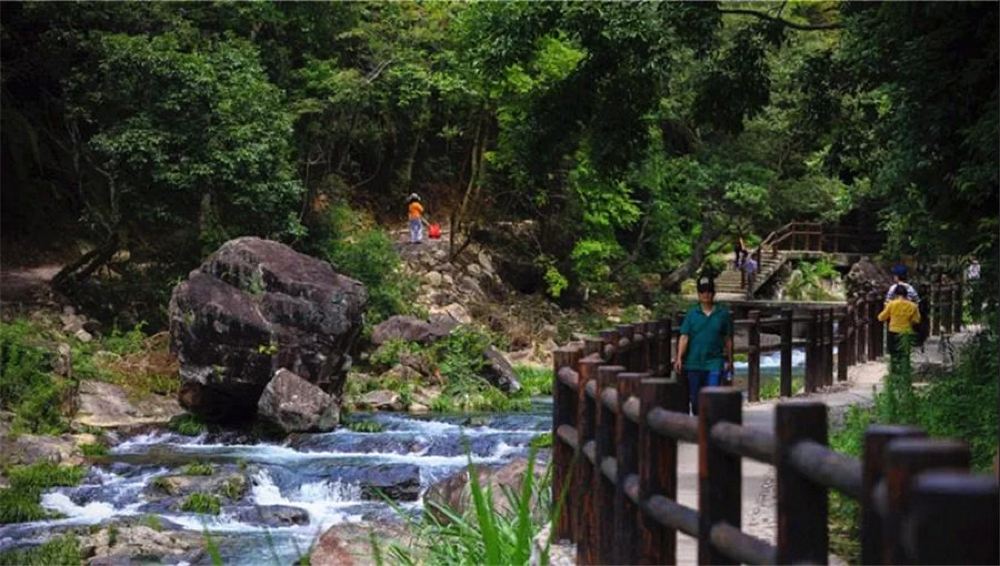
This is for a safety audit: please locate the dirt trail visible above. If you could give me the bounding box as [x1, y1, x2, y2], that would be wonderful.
[0, 264, 62, 306]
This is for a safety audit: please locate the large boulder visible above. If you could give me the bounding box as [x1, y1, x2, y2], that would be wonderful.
[257, 369, 340, 433]
[845, 256, 892, 299]
[74, 381, 183, 429]
[424, 457, 545, 523]
[169, 237, 366, 422]
[371, 315, 454, 346]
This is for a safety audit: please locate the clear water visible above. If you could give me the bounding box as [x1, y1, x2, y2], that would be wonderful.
[0, 403, 550, 564]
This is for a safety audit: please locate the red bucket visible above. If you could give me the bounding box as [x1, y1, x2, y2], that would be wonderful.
[428, 223, 442, 239]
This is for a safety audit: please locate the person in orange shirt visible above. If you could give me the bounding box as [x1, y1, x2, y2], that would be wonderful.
[406, 193, 424, 244]
[878, 284, 921, 359]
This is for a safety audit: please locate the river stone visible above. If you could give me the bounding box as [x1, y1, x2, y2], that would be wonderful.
[232, 504, 310, 527]
[358, 389, 403, 411]
[359, 464, 421, 501]
[257, 369, 340, 433]
[0, 433, 83, 466]
[80, 525, 204, 565]
[379, 364, 422, 383]
[466, 263, 482, 278]
[145, 471, 247, 501]
[370, 315, 452, 345]
[424, 271, 443, 287]
[168, 237, 367, 422]
[74, 380, 183, 429]
[483, 346, 521, 393]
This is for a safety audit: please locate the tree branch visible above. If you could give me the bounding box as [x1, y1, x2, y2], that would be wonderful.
[717, 8, 841, 31]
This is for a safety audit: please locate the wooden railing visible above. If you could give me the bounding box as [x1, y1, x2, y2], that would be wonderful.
[551, 317, 998, 565]
[757, 222, 884, 256]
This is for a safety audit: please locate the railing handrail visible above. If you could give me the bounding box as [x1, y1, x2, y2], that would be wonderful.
[550, 286, 996, 565]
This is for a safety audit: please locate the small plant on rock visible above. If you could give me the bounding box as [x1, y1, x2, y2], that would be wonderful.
[181, 493, 221, 515]
[182, 462, 214, 476]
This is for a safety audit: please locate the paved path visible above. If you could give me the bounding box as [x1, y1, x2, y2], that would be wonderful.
[673, 329, 976, 563]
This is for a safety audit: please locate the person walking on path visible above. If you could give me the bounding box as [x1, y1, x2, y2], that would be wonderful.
[742, 255, 758, 299]
[879, 284, 921, 360]
[885, 264, 920, 303]
[674, 276, 734, 415]
[406, 193, 424, 244]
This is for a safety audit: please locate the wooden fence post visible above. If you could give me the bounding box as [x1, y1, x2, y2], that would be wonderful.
[748, 310, 761, 402]
[882, 438, 971, 564]
[775, 401, 828, 564]
[860, 425, 926, 565]
[868, 291, 882, 359]
[594, 365, 624, 564]
[661, 319, 673, 378]
[905, 472, 999, 565]
[824, 308, 835, 386]
[930, 285, 940, 337]
[780, 308, 793, 397]
[638, 378, 681, 564]
[698, 388, 742, 565]
[941, 286, 953, 334]
[837, 307, 849, 382]
[637, 322, 652, 373]
[614, 372, 645, 564]
[552, 345, 583, 541]
[575, 353, 601, 563]
[618, 325, 636, 371]
[805, 310, 819, 393]
[953, 283, 963, 333]
[857, 297, 869, 363]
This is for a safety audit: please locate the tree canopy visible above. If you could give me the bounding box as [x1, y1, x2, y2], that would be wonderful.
[2, 1, 996, 325]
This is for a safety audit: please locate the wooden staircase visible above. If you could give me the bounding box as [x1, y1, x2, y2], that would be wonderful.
[715, 251, 788, 296]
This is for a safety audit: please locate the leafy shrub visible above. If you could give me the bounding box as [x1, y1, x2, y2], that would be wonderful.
[370, 339, 426, 371]
[758, 377, 804, 400]
[183, 462, 214, 476]
[0, 463, 85, 524]
[0, 535, 80, 565]
[181, 493, 221, 515]
[345, 420, 385, 433]
[323, 204, 420, 325]
[103, 322, 148, 355]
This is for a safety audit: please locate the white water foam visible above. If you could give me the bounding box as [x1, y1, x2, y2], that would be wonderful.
[39, 492, 141, 525]
[734, 349, 807, 370]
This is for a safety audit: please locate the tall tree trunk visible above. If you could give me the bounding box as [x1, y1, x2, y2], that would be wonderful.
[659, 225, 723, 292]
[450, 113, 486, 258]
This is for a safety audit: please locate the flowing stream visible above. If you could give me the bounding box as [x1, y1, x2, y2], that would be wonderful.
[0, 403, 550, 564]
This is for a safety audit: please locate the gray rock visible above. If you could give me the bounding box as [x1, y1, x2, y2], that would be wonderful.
[442, 273, 454, 286]
[257, 369, 340, 433]
[0, 433, 82, 467]
[75, 329, 93, 343]
[483, 346, 521, 393]
[80, 525, 204, 565]
[74, 380, 183, 429]
[466, 263, 482, 278]
[424, 271, 443, 287]
[478, 251, 495, 275]
[232, 504, 309, 527]
[168, 237, 367, 422]
[144, 471, 247, 501]
[371, 315, 452, 345]
[459, 276, 483, 297]
[379, 364, 423, 383]
[358, 390, 402, 411]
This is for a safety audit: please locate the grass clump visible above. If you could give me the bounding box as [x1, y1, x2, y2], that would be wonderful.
[169, 414, 207, 436]
[345, 420, 385, 433]
[380, 445, 556, 565]
[181, 492, 221, 515]
[182, 462, 214, 476]
[759, 377, 804, 400]
[0, 463, 86, 524]
[514, 365, 553, 397]
[220, 477, 247, 500]
[0, 534, 81, 565]
[80, 443, 109, 458]
[140, 514, 164, 531]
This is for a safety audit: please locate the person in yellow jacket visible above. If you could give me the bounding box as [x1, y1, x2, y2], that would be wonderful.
[878, 284, 921, 358]
[406, 193, 424, 244]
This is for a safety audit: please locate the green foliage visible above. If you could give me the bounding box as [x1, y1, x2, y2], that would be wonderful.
[0, 535, 81, 566]
[0, 463, 85, 524]
[758, 377, 804, 401]
[80, 443, 109, 458]
[514, 365, 553, 397]
[182, 462, 214, 476]
[323, 204, 420, 325]
[181, 493, 221, 515]
[529, 432, 553, 449]
[220, 477, 247, 501]
[370, 339, 425, 372]
[0, 320, 70, 435]
[345, 421, 385, 434]
[140, 514, 164, 531]
[381, 445, 552, 565]
[783, 259, 841, 301]
[103, 323, 148, 356]
[169, 414, 207, 436]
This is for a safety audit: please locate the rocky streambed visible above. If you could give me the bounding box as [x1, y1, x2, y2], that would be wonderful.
[0, 403, 550, 564]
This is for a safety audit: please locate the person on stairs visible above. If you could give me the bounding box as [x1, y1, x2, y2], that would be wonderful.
[674, 277, 734, 415]
[879, 284, 921, 360]
[406, 193, 424, 244]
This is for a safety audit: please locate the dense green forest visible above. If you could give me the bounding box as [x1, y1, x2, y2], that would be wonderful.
[3, 1, 997, 326]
